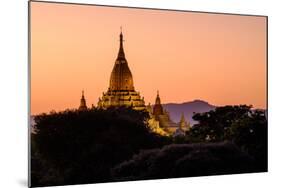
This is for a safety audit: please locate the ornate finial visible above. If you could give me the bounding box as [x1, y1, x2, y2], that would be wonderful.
[79, 89, 87, 110]
[119, 26, 123, 38]
[117, 27, 125, 60]
[81, 90, 85, 100]
[155, 90, 161, 105]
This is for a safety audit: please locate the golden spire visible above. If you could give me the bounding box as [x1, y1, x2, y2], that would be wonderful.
[179, 112, 186, 130]
[117, 27, 125, 60]
[109, 29, 135, 91]
[153, 90, 164, 116]
[155, 90, 161, 105]
[79, 90, 87, 111]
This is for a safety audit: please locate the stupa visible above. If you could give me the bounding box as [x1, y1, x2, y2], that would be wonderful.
[97, 30, 146, 110]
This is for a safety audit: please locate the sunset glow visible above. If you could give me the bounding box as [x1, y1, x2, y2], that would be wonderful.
[30, 1, 267, 115]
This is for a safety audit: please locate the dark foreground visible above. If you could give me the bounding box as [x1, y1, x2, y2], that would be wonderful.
[31, 106, 267, 187]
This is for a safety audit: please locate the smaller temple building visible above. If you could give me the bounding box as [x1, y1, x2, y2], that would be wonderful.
[147, 91, 191, 136]
[78, 90, 88, 111]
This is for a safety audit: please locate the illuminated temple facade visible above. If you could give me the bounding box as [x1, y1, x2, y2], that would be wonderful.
[79, 31, 190, 136]
[97, 31, 146, 110]
[147, 91, 191, 136]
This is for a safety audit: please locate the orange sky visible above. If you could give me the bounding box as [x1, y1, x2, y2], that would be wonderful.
[30, 1, 267, 115]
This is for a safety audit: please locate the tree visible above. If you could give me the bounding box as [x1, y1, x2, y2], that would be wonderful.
[31, 107, 171, 186]
[186, 105, 267, 171]
[189, 105, 253, 142]
[227, 109, 267, 170]
[112, 142, 256, 181]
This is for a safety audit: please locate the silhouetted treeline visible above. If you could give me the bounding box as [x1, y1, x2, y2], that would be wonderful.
[186, 105, 267, 171]
[31, 107, 171, 186]
[112, 142, 255, 181]
[31, 105, 267, 187]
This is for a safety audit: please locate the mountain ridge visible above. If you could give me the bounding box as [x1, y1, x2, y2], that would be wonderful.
[161, 100, 216, 125]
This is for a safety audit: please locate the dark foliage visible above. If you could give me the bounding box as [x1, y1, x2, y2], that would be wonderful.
[31, 105, 267, 187]
[112, 142, 256, 181]
[31, 107, 171, 186]
[189, 105, 253, 142]
[186, 105, 267, 171]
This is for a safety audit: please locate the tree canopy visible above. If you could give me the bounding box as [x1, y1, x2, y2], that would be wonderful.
[31, 107, 171, 186]
[31, 105, 267, 187]
[187, 105, 267, 170]
[112, 142, 256, 181]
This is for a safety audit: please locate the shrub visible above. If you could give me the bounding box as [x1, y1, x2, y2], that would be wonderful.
[112, 142, 256, 181]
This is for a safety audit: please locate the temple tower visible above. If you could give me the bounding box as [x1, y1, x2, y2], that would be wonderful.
[97, 30, 146, 110]
[109, 31, 135, 91]
[79, 90, 88, 111]
[179, 113, 187, 130]
[153, 90, 164, 117]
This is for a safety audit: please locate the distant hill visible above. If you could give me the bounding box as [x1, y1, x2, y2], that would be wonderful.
[162, 100, 216, 125]
[30, 100, 216, 128]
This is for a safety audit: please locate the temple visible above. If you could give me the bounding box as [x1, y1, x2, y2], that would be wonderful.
[148, 91, 191, 136]
[78, 31, 191, 136]
[174, 113, 190, 137]
[97, 31, 146, 110]
[78, 90, 88, 111]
